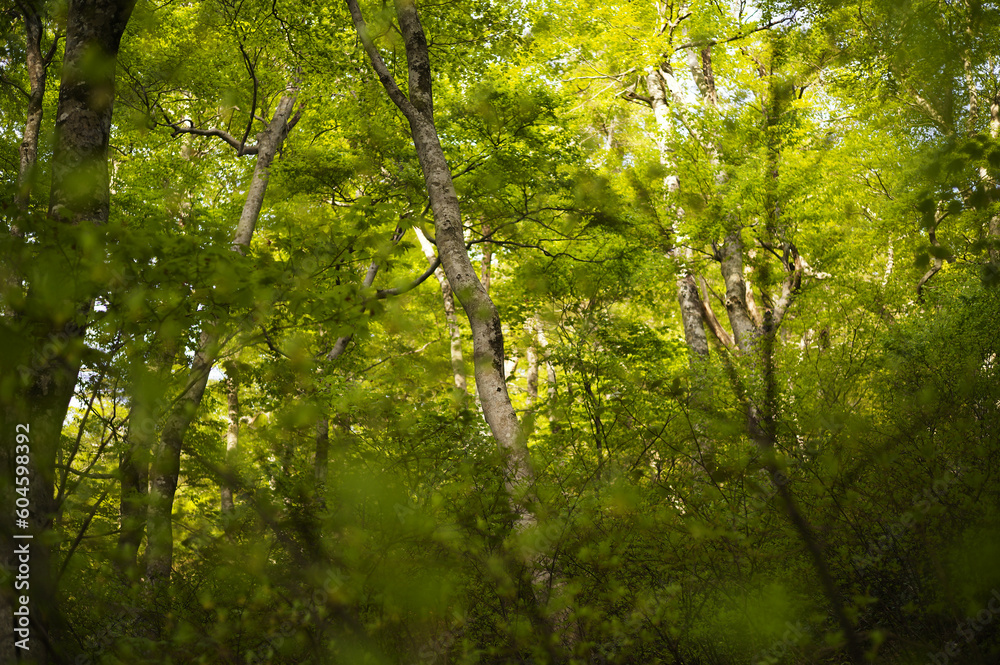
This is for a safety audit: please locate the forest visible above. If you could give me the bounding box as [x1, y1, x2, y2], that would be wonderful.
[1, 0, 999, 663]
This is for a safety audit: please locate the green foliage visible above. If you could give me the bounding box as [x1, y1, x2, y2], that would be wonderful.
[3, 0, 1000, 664]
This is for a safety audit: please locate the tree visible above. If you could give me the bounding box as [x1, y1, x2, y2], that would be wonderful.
[2, 1, 135, 661]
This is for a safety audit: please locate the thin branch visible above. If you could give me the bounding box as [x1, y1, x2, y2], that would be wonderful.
[676, 13, 796, 50]
[168, 120, 260, 156]
[356, 338, 438, 375]
[0, 70, 29, 98]
[57, 484, 113, 583]
[237, 41, 261, 150]
[374, 255, 441, 298]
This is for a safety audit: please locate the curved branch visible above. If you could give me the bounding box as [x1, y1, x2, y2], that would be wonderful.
[375, 255, 440, 299]
[168, 120, 260, 155]
[344, 0, 421, 121]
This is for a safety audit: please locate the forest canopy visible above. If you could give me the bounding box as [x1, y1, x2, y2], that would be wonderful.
[1, 0, 999, 664]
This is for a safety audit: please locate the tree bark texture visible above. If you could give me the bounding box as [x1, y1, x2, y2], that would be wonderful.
[15, 0, 51, 210]
[346, 0, 532, 494]
[48, 0, 136, 224]
[232, 94, 299, 251]
[719, 233, 759, 354]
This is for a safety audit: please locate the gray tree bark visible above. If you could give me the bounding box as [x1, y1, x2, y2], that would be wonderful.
[143, 91, 299, 630]
[233, 94, 298, 251]
[14, 0, 54, 211]
[220, 366, 240, 517]
[416, 227, 467, 391]
[347, 2, 561, 657]
[346, 0, 532, 493]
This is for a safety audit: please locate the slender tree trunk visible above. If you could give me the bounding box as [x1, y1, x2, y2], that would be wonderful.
[220, 366, 239, 518]
[15, 0, 49, 211]
[348, 2, 560, 658]
[644, 66, 714, 376]
[525, 337, 539, 409]
[144, 332, 214, 628]
[348, 0, 531, 490]
[987, 94, 1000, 263]
[719, 233, 759, 353]
[117, 341, 176, 578]
[232, 93, 298, 251]
[416, 227, 466, 391]
[143, 91, 298, 630]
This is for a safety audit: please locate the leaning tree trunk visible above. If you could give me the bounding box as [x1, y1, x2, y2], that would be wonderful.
[347, 1, 561, 659]
[143, 91, 299, 633]
[346, 0, 531, 495]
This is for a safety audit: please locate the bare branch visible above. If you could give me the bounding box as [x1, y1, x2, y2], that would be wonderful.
[676, 13, 796, 50]
[168, 120, 260, 155]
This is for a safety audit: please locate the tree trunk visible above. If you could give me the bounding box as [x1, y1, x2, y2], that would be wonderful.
[0, 3, 135, 662]
[348, 2, 560, 657]
[143, 91, 298, 629]
[525, 337, 539, 409]
[347, 0, 531, 492]
[116, 341, 176, 579]
[987, 94, 1000, 263]
[644, 65, 714, 373]
[220, 366, 239, 518]
[415, 227, 466, 391]
[144, 332, 214, 629]
[232, 93, 298, 251]
[48, 0, 136, 224]
[15, 0, 49, 211]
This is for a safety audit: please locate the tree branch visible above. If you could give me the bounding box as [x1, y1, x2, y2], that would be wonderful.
[168, 119, 260, 155]
[374, 255, 441, 299]
[344, 0, 422, 122]
[697, 276, 735, 351]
